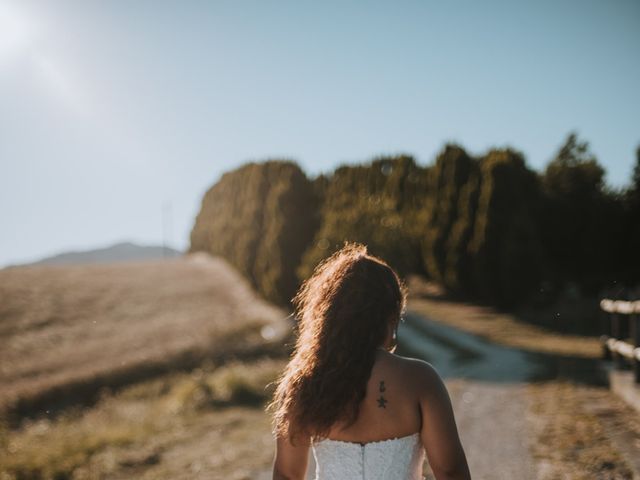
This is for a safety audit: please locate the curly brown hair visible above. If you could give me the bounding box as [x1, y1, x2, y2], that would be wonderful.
[266, 241, 408, 444]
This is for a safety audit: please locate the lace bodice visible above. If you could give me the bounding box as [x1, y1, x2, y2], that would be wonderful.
[311, 432, 426, 480]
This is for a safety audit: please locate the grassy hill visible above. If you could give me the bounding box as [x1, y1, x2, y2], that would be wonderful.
[0, 253, 291, 427]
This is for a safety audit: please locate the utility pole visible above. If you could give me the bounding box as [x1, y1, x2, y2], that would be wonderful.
[162, 201, 172, 259]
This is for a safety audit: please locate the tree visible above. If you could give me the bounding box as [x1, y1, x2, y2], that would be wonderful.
[421, 145, 476, 284]
[443, 160, 481, 293]
[633, 146, 640, 194]
[618, 145, 640, 286]
[467, 148, 543, 307]
[297, 155, 429, 281]
[189, 160, 319, 306]
[539, 132, 612, 295]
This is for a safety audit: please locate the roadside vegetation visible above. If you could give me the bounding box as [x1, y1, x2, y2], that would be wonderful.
[190, 134, 640, 334]
[406, 277, 640, 480]
[0, 357, 287, 479]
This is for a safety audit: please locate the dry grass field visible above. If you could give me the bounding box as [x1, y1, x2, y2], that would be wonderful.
[0, 252, 291, 419]
[0, 252, 295, 479]
[1, 357, 287, 479]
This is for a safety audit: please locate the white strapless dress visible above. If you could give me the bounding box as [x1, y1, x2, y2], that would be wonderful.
[311, 432, 426, 480]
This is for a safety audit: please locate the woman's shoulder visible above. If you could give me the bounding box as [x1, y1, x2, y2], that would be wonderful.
[390, 354, 443, 389]
[386, 351, 433, 370]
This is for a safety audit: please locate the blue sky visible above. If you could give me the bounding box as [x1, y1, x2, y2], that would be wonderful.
[1, 0, 638, 267]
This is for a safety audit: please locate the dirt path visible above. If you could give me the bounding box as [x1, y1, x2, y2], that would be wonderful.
[398, 311, 541, 479]
[444, 380, 537, 479]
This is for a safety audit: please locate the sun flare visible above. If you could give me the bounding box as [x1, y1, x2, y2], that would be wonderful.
[0, 2, 36, 62]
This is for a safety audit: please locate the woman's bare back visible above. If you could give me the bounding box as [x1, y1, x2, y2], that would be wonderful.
[321, 349, 471, 478]
[324, 349, 423, 444]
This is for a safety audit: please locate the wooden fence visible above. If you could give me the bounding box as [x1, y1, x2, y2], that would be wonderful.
[601, 298, 640, 384]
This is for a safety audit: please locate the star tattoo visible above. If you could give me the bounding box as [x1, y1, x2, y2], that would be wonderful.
[377, 395, 388, 408]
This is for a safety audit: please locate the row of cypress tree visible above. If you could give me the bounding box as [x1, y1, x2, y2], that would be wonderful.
[189, 133, 640, 311]
[189, 161, 319, 305]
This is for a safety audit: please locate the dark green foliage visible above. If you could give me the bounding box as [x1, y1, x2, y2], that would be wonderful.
[418, 145, 546, 307]
[467, 148, 543, 307]
[632, 146, 640, 195]
[189, 135, 639, 320]
[297, 155, 430, 281]
[539, 132, 618, 295]
[443, 161, 482, 292]
[618, 145, 640, 286]
[189, 163, 268, 280]
[189, 160, 319, 305]
[421, 144, 476, 285]
[253, 164, 321, 305]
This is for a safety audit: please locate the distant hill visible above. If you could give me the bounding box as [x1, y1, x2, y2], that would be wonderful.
[19, 241, 182, 267]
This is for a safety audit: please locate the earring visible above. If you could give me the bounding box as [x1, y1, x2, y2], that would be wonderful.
[389, 323, 398, 352]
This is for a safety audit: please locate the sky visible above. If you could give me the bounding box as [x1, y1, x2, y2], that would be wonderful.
[0, 0, 638, 267]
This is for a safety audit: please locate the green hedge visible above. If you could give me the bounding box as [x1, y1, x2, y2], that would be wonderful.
[189, 136, 639, 311]
[296, 155, 430, 281]
[189, 160, 319, 305]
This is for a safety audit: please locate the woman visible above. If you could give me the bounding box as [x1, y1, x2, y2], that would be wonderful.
[266, 242, 471, 480]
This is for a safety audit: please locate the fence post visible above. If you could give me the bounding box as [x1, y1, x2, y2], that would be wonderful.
[602, 307, 612, 360]
[633, 312, 640, 384]
[612, 312, 626, 370]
